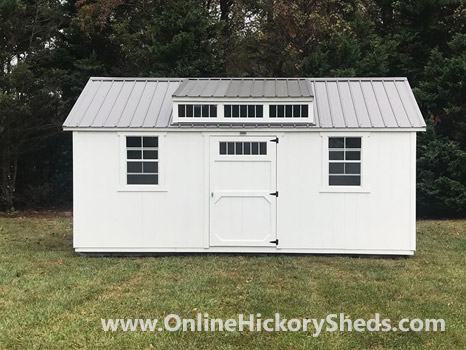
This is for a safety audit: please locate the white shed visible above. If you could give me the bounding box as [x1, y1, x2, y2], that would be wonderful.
[63, 77, 426, 255]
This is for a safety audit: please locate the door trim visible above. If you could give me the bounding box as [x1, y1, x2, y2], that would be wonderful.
[208, 135, 278, 247]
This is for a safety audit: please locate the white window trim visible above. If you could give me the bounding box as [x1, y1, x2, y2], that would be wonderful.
[117, 132, 168, 192]
[319, 132, 370, 193]
[172, 98, 314, 124]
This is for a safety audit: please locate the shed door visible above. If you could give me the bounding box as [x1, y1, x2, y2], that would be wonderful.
[209, 136, 277, 247]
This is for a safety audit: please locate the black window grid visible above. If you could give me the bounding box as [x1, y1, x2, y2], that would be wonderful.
[178, 104, 217, 118]
[219, 141, 267, 155]
[269, 104, 309, 118]
[328, 137, 362, 186]
[224, 105, 264, 118]
[126, 136, 159, 185]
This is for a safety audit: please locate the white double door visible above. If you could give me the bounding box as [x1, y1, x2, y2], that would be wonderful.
[209, 136, 277, 247]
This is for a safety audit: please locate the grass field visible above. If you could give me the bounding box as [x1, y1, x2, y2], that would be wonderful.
[0, 217, 465, 349]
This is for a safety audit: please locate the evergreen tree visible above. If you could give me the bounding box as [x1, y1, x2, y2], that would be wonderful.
[0, 0, 64, 209]
[0, 0, 464, 216]
[417, 124, 466, 217]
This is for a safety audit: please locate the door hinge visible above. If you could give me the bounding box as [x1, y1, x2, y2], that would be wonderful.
[270, 137, 279, 143]
[269, 239, 279, 245]
[270, 191, 279, 197]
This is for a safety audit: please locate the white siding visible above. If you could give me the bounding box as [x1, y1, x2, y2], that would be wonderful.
[276, 131, 414, 251]
[73, 130, 416, 254]
[73, 132, 206, 249]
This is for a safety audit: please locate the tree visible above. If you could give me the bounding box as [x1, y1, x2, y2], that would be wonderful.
[417, 124, 466, 217]
[72, 0, 224, 77]
[0, 0, 64, 209]
[0, 0, 464, 217]
[417, 33, 466, 147]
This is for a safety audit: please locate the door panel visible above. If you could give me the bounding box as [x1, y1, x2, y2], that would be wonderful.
[215, 162, 272, 190]
[209, 136, 277, 247]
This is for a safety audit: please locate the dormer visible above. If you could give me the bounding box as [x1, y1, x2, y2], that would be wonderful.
[171, 78, 314, 125]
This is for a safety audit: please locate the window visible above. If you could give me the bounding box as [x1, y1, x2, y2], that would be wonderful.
[224, 105, 263, 118]
[270, 105, 308, 118]
[126, 136, 159, 185]
[328, 137, 361, 186]
[219, 141, 267, 155]
[178, 104, 217, 118]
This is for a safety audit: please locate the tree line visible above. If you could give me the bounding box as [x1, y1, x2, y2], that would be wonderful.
[0, 0, 465, 217]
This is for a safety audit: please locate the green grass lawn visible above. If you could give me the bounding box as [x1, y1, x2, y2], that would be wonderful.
[0, 218, 464, 349]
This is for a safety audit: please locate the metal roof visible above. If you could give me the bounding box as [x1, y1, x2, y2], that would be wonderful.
[63, 78, 184, 128]
[172, 78, 313, 98]
[310, 78, 425, 128]
[63, 77, 426, 129]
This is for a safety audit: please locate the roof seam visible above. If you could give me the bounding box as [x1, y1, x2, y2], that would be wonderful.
[155, 81, 173, 127]
[369, 80, 387, 127]
[393, 80, 413, 127]
[347, 80, 362, 127]
[238, 79, 244, 97]
[114, 80, 137, 127]
[404, 80, 426, 127]
[359, 79, 374, 127]
[172, 79, 189, 97]
[163, 82, 181, 126]
[198, 80, 210, 97]
[213, 79, 222, 97]
[324, 81, 335, 128]
[89, 80, 114, 127]
[382, 80, 400, 127]
[101, 79, 125, 127]
[80, 79, 102, 127]
[140, 81, 159, 127]
[304, 80, 311, 97]
[184, 79, 198, 97]
[127, 80, 149, 127]
[335, 80, 348, 128]
[65, 80, 90, 126]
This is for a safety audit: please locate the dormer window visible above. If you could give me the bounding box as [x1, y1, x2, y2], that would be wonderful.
[178, 104, 217, 118]
[270, 104, 308, 118]
[224, 105, 264, 118]
[171, 78, 314, 125]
